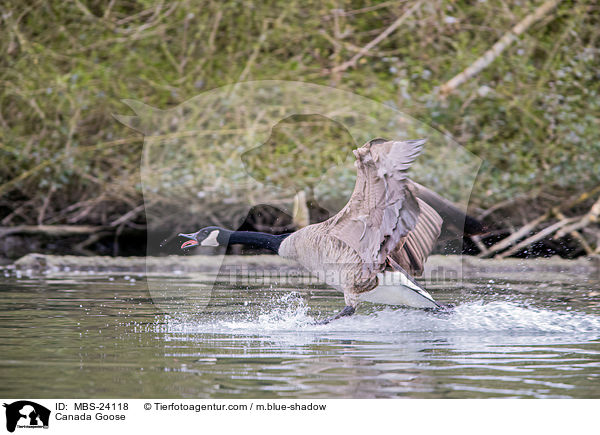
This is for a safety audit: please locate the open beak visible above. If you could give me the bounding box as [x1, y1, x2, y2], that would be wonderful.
[179, 232, 199, 249]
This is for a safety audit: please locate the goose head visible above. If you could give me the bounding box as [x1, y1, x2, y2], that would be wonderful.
[179, 226, 225, 249]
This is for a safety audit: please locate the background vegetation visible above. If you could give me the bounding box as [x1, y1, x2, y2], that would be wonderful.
[0, 0, 599, 258]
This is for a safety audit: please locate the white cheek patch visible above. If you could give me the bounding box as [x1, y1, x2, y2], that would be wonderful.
[200, 230, 220, 247]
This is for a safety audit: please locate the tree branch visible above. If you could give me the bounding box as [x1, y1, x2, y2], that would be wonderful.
[330, 0, 422, 74]
[440, 0, 562, 96]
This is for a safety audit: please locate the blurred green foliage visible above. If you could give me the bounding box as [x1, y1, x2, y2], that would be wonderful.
[0, 0, 598, 228]
[241, 114, 356, 193]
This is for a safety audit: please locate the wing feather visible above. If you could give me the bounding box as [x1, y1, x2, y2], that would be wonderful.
[323, 138, 425, 280]
[389, 198, 443, 276]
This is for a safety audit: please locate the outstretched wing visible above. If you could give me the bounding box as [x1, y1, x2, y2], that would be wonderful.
[323, 138, 425, 280]
[388, 198, 442, 277]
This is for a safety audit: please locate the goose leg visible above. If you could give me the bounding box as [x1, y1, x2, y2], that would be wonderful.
[318, 305, 355, 324]
[425, 303, 455, 313]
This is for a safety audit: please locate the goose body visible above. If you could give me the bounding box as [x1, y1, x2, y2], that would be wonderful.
[277, 225, 438, 309]
[276, 138, 441, 311]
[179, 138, 483, 321]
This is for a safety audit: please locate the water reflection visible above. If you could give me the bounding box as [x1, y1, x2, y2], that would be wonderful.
[0, 273, 599, 398]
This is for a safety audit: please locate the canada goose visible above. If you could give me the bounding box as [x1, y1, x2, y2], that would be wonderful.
[179, 138, 484, 323]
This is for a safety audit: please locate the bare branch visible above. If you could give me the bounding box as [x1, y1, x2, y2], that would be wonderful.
[330, 0, 423, 74]
[496, 215, 579, 259]
[440, 0, 562, 96]
[480, 211, 550, 258]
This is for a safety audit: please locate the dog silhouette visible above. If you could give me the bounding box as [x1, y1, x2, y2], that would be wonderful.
[3, 401, 50, 433]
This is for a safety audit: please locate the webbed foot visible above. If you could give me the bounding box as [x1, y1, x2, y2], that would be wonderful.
[424, 303, 455, 313]
[317, 305, 355, 324]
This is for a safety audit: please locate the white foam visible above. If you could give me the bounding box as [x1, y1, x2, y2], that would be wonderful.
[162, 295, 600, 340]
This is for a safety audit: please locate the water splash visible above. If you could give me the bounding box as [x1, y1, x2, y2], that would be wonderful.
[163, 295, 600, 339]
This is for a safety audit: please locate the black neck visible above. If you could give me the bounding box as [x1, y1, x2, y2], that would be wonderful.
[224, 230, 290, 253]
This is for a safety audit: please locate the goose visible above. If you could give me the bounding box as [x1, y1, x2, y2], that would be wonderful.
[179, 138, 484, 323]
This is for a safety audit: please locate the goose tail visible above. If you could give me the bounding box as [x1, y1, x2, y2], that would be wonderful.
[359, 270, 440, 309]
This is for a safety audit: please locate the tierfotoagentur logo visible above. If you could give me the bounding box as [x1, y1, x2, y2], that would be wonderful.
[117, 80, 481, 315]
[3, 401, 50, 433]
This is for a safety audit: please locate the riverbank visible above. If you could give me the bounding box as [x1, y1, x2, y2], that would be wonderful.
[4, 253, 599, 284]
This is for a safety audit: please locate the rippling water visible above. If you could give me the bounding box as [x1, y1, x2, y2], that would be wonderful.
[1, 268, 599, 398]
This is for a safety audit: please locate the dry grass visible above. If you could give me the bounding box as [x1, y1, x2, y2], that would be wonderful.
[0, 0, 598, 255]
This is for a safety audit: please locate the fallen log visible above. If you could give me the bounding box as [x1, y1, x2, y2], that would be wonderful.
[0, 225, 111, 239]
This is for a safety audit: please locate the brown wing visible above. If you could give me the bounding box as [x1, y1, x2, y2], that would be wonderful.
[411, 180, 486, 237]
[322, 138, 425, 280]
[388, 198, 442, 277]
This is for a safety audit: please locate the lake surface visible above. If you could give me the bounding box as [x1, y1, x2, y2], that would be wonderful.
[1, 264, 599, 398]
